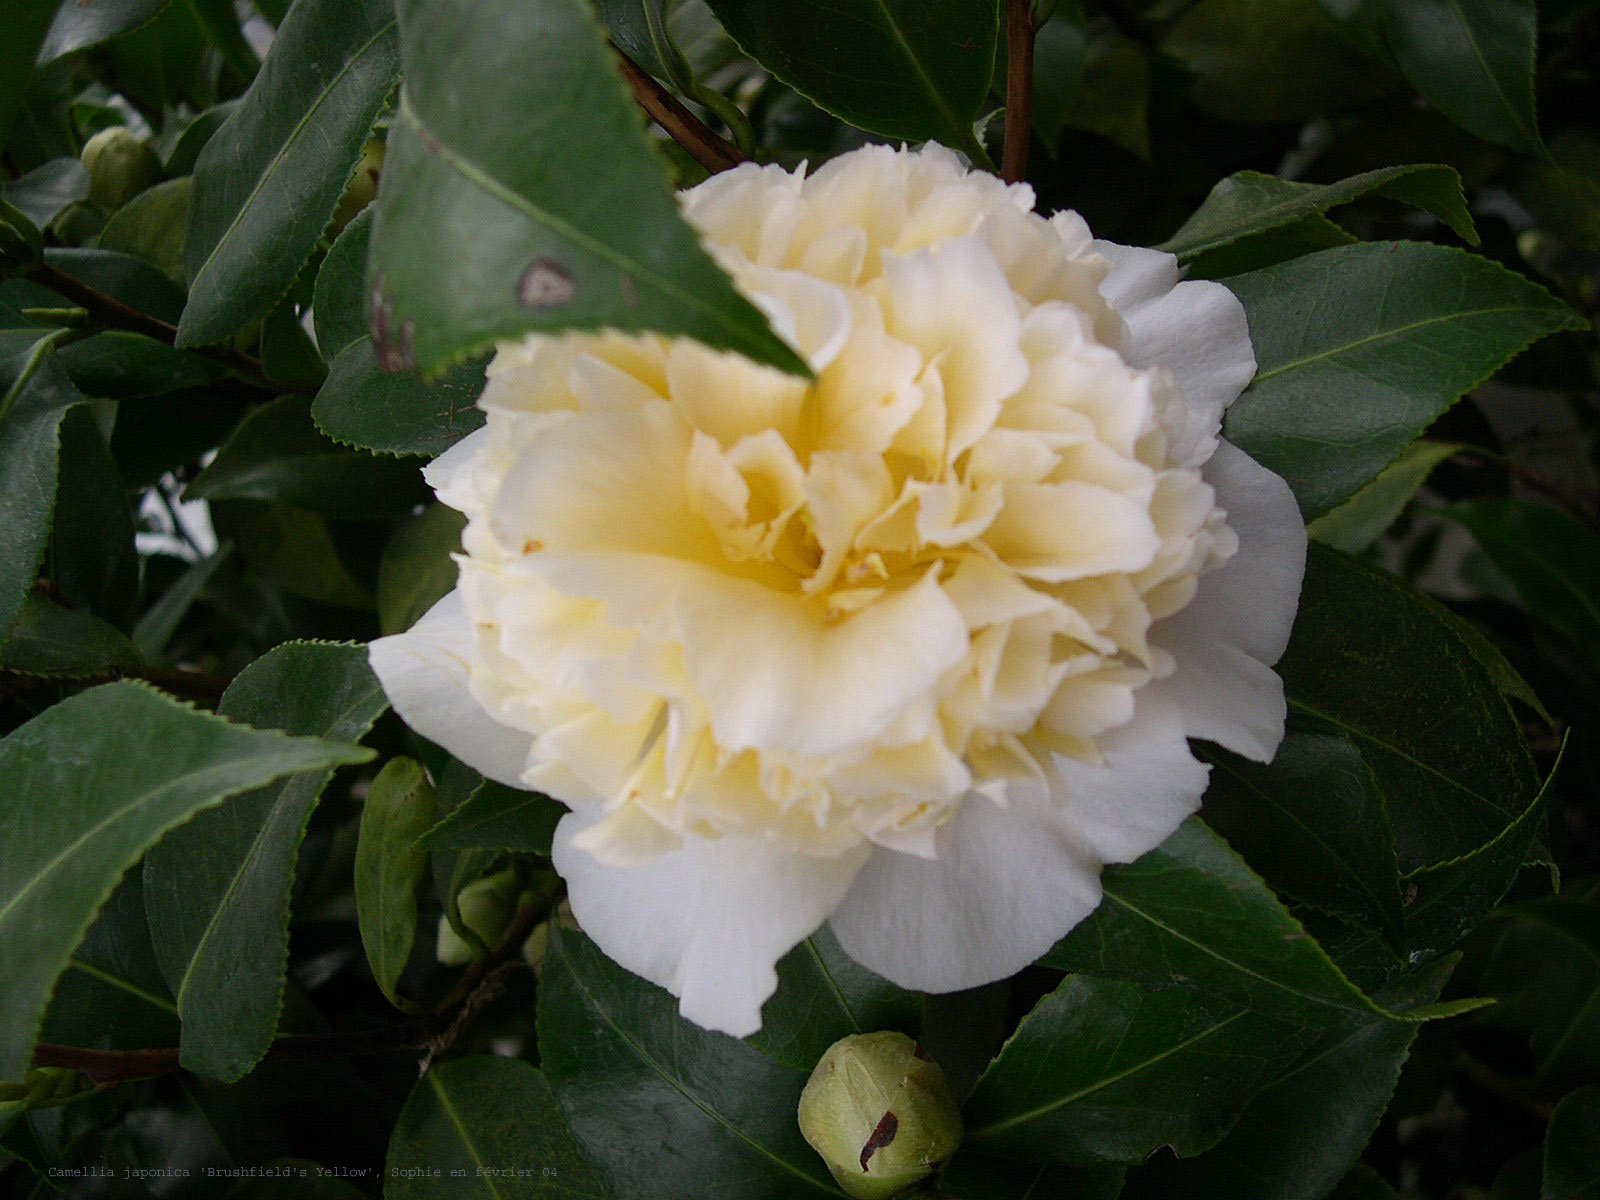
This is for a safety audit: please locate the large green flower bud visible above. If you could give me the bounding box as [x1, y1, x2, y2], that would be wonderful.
[435, 867, 523, 964]
[797, 1032, 962, 1199]
[81, 127, 161, 212]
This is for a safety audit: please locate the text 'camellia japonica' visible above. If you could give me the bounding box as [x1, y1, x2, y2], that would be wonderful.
[369, 143, 1307, 1036]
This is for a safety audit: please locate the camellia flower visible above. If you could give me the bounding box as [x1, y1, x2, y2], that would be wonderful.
[369, 143, 1306, 1037]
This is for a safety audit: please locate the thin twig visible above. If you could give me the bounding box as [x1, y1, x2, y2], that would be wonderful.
[610, 41, 747, 173]
[25, 261, 312, 396]
[1002, 0, 1038, 184]
[1449, 448, 1600, 531]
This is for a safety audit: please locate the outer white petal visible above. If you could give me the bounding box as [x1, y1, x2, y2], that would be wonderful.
[1148, 439, 1307, 761]
[1092, 240, 1256, 466]
[829, 691, 1208, 992]
[367, 592, 532, 786]
[553, 814, 870, 1036]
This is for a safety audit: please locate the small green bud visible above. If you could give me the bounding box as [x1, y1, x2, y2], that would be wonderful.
[797, 1032, 962, 1200]
[81, 127, 161, 212]
[435, 868, 523, 964]
[330, 138, 385, 234]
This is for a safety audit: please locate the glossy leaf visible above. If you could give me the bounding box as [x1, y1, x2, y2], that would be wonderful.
[377, 503, 464, 636]
[369, 0, 805, 379]
[1124, 956, 1453, 1200]
[312, 206, 373, 360]
[387, 1056, 611, 1199]
[0, 339, 85, 645]
[355, 757, 436, 1009]
[1160, 164, 1476, 261]
[177, 0, 399, 346]
[0, 680, 370, 1081]
[1, 157, 88, 227]
[98, 176, 193, 285]
[49, 402, 137, 630]
[538, 927, 843, 1198]
[417, 777, 562, 856]
[938, 1156, 1124, 1200]
[187, 396, 428, 519]
[1380, 0, 1541, 154]
[131, 543, 233, 659]
[1278, 544, 1539, 869]
[748, 926, 923, 1072]
[961, 974, 1307, 1164]
[1224, 241, 1582, 518]
[1326, 1163, 1403, 1200]
[1478, 898, 1600, 1078]
[1200, 715, 1405, 951]
[216, 500, 374, 609]
[703, 0, 998, 160]
[1308, 440, 1460, 554]
[1543, 1083, 1600, 1200]
[143, 643, 388, 1081]
[0, 592, 141, 676]
[1453, 498, 1600, 679]
[1043, 818, 1389, 1026]
[36, 0, 171, 65]
[313, 341, 486, 457]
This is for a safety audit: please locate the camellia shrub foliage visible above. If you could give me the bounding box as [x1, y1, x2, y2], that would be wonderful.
[2, 0, 1598, 1196]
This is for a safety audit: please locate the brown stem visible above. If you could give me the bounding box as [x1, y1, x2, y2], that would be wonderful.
[610, 42, 747, 173]
[26, 262, 313, 396]
[1449, 449, 1600, 531]
[1002, 0, 1038, 185]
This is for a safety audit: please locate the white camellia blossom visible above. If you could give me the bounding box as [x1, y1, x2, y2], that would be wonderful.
[369, 143, 1306, 1037]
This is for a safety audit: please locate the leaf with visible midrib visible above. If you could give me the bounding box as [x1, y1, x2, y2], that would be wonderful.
[367, 0, 805, 380]
[177, 0, 399, 347]
[538, 928, 844, 1199]
[355, 757, 436, 1010]
[0, 680, 371, 1082]
[142, 643, 388, 1081]
[1224, 241, 1582, 519]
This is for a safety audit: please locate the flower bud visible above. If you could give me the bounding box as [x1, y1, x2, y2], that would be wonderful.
[797, 1032, 962, 1200]
[435, 867, 523, 964]
[81, 127, 161, 212]
[330, 138, 385, 234]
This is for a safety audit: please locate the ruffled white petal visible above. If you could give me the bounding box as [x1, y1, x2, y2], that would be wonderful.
[553, 813, 870, 1036]
[366, 593, 532, 787]
[1093, 240, 1257, 467]
[1148, 439, 1307, 761]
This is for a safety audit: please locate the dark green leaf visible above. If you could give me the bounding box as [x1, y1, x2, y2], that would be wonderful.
[0, 1, 62, 145]
[1278, 545, 1540, 868]
[131, 543, 233, 659]
[216, 499, 374, 609]
[0, 680, 370, 1081]
[1326, 1162, 1402, 1200]
[1452, 498, 1600, 679]
[1043, 818, 1389, 1025]
[377, 502, 463, 636]
[142, 642, 388, 1080]
[387, 1056, 611, 1199]
[961, 974, 1307, 1164]
[36, 0, 171, 64]
[417, 777, 562, 855]
[1200, 715, 1405, 952]
[49, 404, 137, 630]
[189, 0, 261, 82]
[313, 206, 373, 360]
[1478, 897, 1600, 1078]
[0, 338, 84, 645]
[163, 99, 238, 177]
[177, 0, 399, 346]
[1160, 164, 1477, 261]
[748, 926, 923, 1072]
[43, 245, 187, 323]
[186, 395, 427, 518]
[1, 157, 89, 227]
[1224, 241, 1582, 518]
[38, 870, 180, 1052]
[538, 927, 843, 1198]
[1029, 5, 1088, 150]
[1379, 0, 1541, 154]
[0, 592, 141, 676]
[312, 340, 486, 456]
[370, 0, 805, 378]
[703, 0, 998, 161]
[56, 329, 226, 397]
[1307, 440, 1460, 554]
[97, 176, 192, 285]
[1543, 1083, 1600, 1200]
[355, 757, 436, 1009]
[1123, 955, 1454, 1200]
[938, 1156, 1123, 1200]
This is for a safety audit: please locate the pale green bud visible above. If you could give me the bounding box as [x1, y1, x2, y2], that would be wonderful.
[797, 1032, 962, 1200]
[434, 868, 523, 964]
[81, 127, 161, 212]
